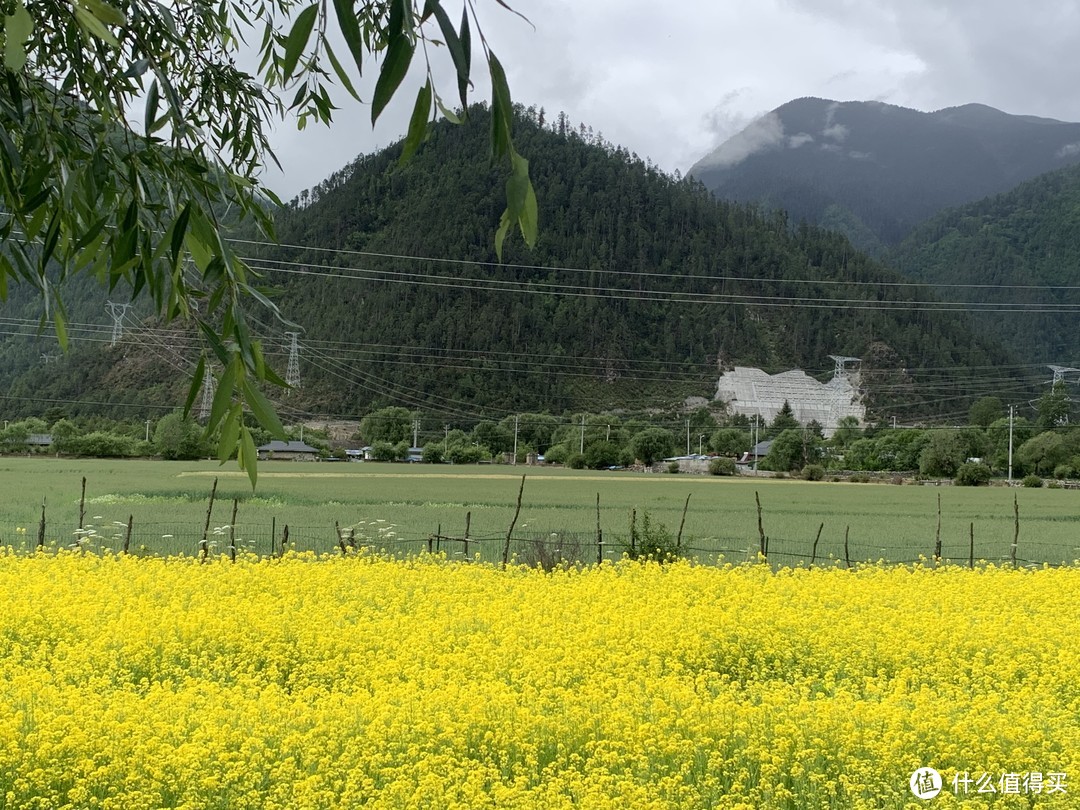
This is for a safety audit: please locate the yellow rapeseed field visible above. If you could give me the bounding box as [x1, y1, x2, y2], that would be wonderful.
[0, 552, 1075, 809]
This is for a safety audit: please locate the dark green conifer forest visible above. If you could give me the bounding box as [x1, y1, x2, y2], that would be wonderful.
[0, 106, 1033, 423]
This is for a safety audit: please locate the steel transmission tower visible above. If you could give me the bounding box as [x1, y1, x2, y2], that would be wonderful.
[1048, 365, 1080, 385]
[284, 332, 301, 391]
[1045, 365, 1080, 426]
[105, 301, 131, 345]
[199, 364, 215, 423]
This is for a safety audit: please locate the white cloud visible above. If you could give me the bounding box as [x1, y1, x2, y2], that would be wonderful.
[696, 112, 786, 168]
[1057, 142, 1080, 158]
[823, 123, 849, 141]
[788, 133, 815, 148]
[259, 0, 1080, 198]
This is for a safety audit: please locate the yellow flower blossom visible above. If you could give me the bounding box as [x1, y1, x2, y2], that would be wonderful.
[0, 554, 1073, 808]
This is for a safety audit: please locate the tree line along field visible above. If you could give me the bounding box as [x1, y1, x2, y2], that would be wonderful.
[0, 458, 1077, 566]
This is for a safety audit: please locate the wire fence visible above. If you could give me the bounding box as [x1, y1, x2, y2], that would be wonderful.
[3, 519, 1077, 570]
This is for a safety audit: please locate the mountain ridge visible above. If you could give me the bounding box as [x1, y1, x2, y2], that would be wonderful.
[688, 97, 1080, 253]
[0, 105, 1036, 423]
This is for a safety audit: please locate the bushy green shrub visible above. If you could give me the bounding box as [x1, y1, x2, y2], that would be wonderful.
[954, 462, 993, 486]
[584, 441, 621, 470]
[1021, 474, 1043, 488]
[566, 452, 586, 470]
[448, 444, 488, 464]
[371, 441, 398, 461]
[622, 510, 679, 561]
[1053, 464, 1073, 480]
[68, 431, 138, 458]
[708, 457, 737, 476]
[802, 464, 825, 481]
[666, 461, 680, 474]
[543, 444, 568, 465]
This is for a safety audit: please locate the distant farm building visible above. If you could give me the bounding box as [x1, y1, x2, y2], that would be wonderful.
[257, 440, 320, 461]
[714, 356, 864, 436]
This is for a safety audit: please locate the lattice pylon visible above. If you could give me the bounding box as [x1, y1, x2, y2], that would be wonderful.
[105, 301, 131, 345]
[284, 332, 301, 392]
[199, 363, 215, 423]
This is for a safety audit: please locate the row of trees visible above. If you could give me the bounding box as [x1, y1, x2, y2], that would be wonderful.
[3, 386, 1075, 479]
[0, 413, 331, 461]
[760, 390, 1079, 480]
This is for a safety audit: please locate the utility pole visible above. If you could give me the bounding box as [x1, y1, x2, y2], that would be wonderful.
[1008, 404, 1014, 484]
[686, 420, 691, 455]
[579, 414, 585, 454]
[105, 301, 131, 346]
[145, 420, 151, 442]
[284, 332, 301, 391]
[698, 433, 706, 455]
[513, 415, 519, 465]
[444, 424, 450, 458]
[752, 415, 759, 472]
[413, 418, 420, 449]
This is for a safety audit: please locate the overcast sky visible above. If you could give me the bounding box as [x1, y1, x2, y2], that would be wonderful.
[263, 0, 1080, 200]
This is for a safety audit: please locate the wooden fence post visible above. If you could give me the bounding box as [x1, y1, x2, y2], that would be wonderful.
[501, 475, 526, 567]
[844, 525, 851, 569]
[933, 492, 942, 563]
[37, 497, 45, 550]
[676, 493, 691, 554]
[1011, 494, 1019, 568]
[123, 515, 133, 555]
[969, 522, 974, 570]
[596, 493, 603, 565]
[200, 477, 218, 562]
[336, 521, 347, 556]
[629, 508, 637, 556]
[271, 516, 276, 558]
[755, 491, 766, 558]
[280, 524, 289, 558]
[463, 511, 471, 560]
[78, 476, 86, 531]
[810, 522, 823, 567]
[229, 498, 239, 562]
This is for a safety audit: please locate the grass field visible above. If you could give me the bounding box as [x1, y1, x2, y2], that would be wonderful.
[0, 458, 1077, 566]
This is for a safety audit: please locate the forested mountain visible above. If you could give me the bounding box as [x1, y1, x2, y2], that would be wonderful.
[688, 98, 1080, 254]
[888, 163, 1080, 363]
[0, 106, 1035, 424]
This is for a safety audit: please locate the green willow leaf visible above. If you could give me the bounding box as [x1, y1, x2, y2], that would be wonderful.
[371, 29, 414, 124]
[183, 355, 206, 420]
[242, 377, 286, 438]
[488, 52, 512, 161]
[281, 4, 319, 83]
[217, 403, 242, 462]
[398, 79, 431, 165]
[239, 425, 258, 489]
[4, 6, 33, 72]
[333, 0, 365, 74]
[457, 6, 472, 110]
[426, 1, 469, 105]
[324, 42, 361, 102]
